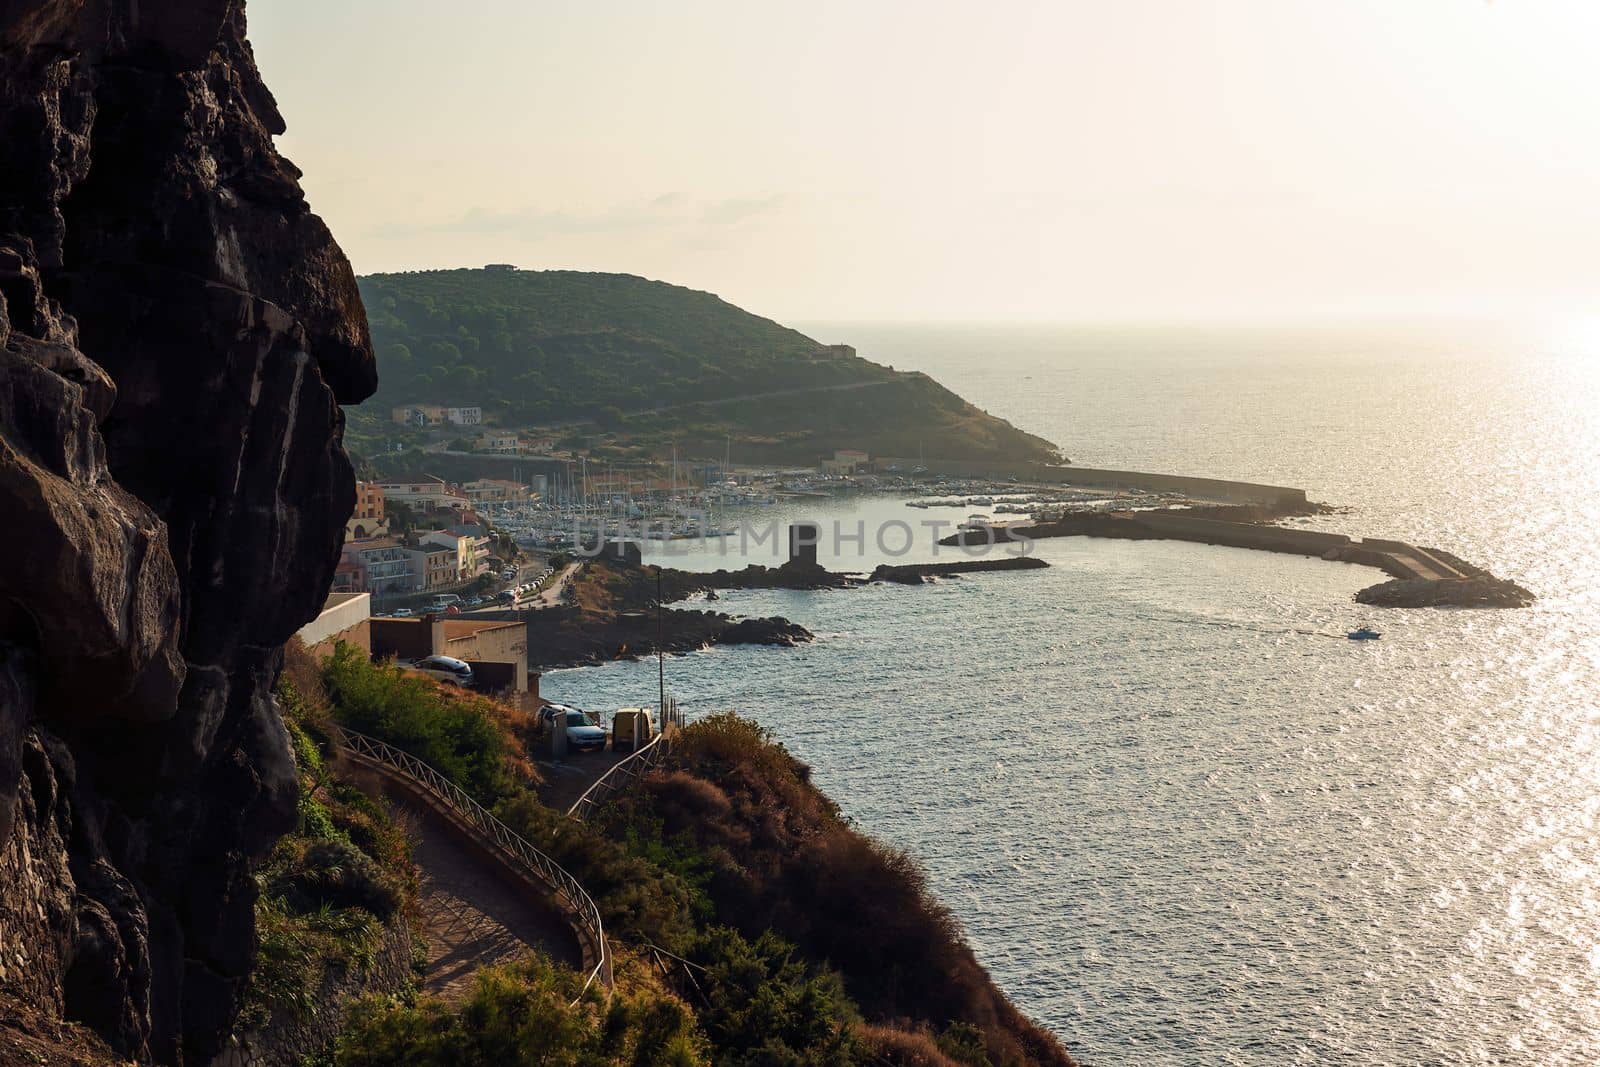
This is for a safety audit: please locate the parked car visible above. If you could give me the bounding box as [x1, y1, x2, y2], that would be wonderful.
[541, 703, 606, 752]
[391, 607, 413, 617]
[464, 596, 483, 608]
[405, 655, 474, 687]
[496, 590, 516, 602]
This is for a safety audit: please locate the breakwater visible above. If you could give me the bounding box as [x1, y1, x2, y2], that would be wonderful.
[940, 510, 1533, 608]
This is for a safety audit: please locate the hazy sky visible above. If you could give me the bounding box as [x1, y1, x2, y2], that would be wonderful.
[250, 1, 1600, 323]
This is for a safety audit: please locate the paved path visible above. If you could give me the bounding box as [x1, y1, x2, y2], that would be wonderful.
[345, 765, 582, 1000]
[535, 747, 629, 814]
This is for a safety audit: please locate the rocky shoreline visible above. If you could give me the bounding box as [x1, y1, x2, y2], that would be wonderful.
[521, 555, 1055, 669]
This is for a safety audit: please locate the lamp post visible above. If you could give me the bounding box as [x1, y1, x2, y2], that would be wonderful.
[655, 564, 666, 721]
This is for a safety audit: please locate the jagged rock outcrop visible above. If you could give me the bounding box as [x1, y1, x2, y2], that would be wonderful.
[1, 3, 375, 1064]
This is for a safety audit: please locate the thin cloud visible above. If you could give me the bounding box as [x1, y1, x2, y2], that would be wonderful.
[701, 194, 785, 226]
[368, 193, 782, 242]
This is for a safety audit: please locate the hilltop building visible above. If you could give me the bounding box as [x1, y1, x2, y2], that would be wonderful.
[390, 404, 482, 427]
[477, 429, 520, 453]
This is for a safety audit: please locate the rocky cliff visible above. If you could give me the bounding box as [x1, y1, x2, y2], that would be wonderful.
[1, 3, 374, 1063]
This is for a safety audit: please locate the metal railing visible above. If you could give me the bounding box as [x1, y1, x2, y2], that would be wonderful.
[565, 693, 686, 822]
[331, 726, 612, 998]
[565, 729, 675, 821]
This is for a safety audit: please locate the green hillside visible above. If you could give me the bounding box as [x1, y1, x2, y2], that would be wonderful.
[355, 267, 1059, 464]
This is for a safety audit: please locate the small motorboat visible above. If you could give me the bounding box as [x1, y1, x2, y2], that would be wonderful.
[1347, 626, 1382, 641]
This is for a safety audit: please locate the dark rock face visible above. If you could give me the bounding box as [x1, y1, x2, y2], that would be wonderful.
[1, 3, 374, 1063]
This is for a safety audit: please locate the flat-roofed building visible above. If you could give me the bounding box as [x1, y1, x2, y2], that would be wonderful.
[294, 592, 372, 657]
[341, 538, 419, 598]
[376, 476, 469, 513]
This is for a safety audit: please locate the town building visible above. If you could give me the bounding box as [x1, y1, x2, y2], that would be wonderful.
[345, 481, 388, 541]
[463, 477, 530, 504]
[400, 542, 459, 591]
[419, 530, 472, 582]
[339, 538, 419, 599]
[445, 521, 495, 578]
[389, 404, 483, 427]
[375, 476, 469, 513]
[476, 430, 520, 454]
[331, 555, 364, 593]
[294, 592, 372, 657]
[820, 449, 871, 475]
[369, 614, 532, 697]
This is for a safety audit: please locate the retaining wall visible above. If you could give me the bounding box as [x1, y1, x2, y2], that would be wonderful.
[212, 915, 416, 1067]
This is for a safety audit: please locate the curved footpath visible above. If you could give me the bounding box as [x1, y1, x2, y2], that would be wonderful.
[334, 729, 612, 1000]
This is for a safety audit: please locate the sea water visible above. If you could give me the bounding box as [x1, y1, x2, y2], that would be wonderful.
[546, 323, 1600, 1065]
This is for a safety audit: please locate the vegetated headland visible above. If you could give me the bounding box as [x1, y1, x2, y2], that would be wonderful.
[351, 267, 1060, 471]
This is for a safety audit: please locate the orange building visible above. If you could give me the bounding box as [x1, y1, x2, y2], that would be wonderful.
[346, 481, 390, 541]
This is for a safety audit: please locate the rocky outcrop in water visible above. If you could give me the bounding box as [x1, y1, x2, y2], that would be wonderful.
[1354, 575, 1536, 609]
[869, 556, 1049, 584]
[1, 3, 374, 1063]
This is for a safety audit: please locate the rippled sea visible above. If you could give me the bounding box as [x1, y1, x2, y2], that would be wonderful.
[546, 323, 1600, 1065]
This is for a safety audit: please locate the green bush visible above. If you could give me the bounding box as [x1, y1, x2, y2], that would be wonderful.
[267, 838, 405, 921]
[323, 642, 515, 804]
[333, 955, 707, 1067]
[238, 643, 419, 1032]
[689, 926, 862, 1067]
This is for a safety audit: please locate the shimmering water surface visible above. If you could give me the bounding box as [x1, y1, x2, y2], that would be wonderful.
[546, 325, 1600, 1065]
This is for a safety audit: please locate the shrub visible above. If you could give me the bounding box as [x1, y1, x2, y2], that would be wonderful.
[267, 838, 405, 921]
[689, 926, 863, 1067]
[238, 645, 419, 1032]
[857, 1025, 973, 1067]
[322, 642, 518, 804]
[333, 955, 708, 1067]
